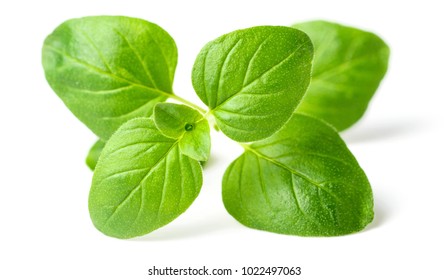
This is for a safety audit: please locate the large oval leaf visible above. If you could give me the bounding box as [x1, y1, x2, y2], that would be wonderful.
[222, 114, 373, 236]
[293, 21, 390, 131]
[192, 26, 313, 142]
[42, 16, 178, 140]
[89, 118, 202, 239]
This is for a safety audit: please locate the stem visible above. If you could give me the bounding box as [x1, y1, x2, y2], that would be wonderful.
[204, 112, 220, 132]
[169, 94, 207, 114]
[238, 142, 251, 151]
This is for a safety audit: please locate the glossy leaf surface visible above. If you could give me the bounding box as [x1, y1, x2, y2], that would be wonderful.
[293, 20, 390, 130]
[89, 118, 202, 238]
[42, 16, 177, 140]
[192, 26, 313, 142]
[223, 114, 374, 236]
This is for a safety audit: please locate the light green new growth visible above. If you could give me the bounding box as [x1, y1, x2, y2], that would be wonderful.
[154, 103, 211, 162]
[43, 16, 387, 239]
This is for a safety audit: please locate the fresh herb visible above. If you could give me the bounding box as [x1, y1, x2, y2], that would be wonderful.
[42, 16, 388, 238]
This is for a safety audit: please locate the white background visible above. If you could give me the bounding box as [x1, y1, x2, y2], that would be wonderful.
[1, 0, 447, 279]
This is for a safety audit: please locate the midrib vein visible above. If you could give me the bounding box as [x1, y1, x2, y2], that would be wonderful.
[44, 45, 174, 100]
[101, 140, 179, 228]
[244, 145, 322, 189]
[209, 43, 304, 113]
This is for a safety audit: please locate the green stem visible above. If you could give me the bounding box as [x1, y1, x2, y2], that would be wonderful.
[169, 94, 207, 114]
[238, 142, 251, 150]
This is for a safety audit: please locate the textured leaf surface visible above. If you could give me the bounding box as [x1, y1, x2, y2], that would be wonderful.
[42, 16, 177, 140]
[192, 26, 313, 142]
[223, 114, 373, 236]
[89, 118, 202, 238]
[86, 140, 105, 170]
[293, 20, 390, 131]
[154, 103, 210, 161]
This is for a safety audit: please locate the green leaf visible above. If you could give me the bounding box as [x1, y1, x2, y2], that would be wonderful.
[153, 103, 202, 138]
[192, 26, 313, 142]
[222, 114, 374, 236]
[89, 118, 202, 239]
[293, 20, 390, 131]
[42, 16, 178, 140]
[86, 139, 105, 171]
[154, 103, 211, 161]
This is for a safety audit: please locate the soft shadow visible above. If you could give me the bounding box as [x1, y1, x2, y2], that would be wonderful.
[131, 214, 240, 242]
[342, 119, 429, 144]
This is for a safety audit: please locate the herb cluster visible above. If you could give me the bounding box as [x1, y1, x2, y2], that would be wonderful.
[42, 16, 389, 238]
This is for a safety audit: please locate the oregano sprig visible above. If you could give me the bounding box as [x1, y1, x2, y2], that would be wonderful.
[42, 16, 388, 239]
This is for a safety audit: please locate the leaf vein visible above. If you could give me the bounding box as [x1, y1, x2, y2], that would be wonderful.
[242, 34, 273, 85]
[215, 118, 251, 133]
[101, 141, 179, 228]
[177, 149, 184, 211]
[245, 146, 335, 198]
[100, 96, 165, 121]
[212, 38, 242, 108]
[112, 28, 159, 89]
[290, 173, 319, 225]
[64, 85, 135, 95]
[156, 157, 169, 220]
[79, 30, 113, 73]
[216, 107, 279, 119]
[106, 140, 171, 158]
[98, 166, 151, 186]
[43, 45, 174, 98]
[211, 43, 305, 113]
[256, 156, 273, 212]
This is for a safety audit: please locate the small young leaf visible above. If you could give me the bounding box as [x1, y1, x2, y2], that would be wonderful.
[192, 26, 313, 142]
[222, 114, 374, 236]
[293, 20, 390, 131]
[154, 103, 211, 161]
[42, 16, 178, 140]
[154, 103, 203, 138]
[89, 118, 202, 239]
[86, 140, 105, 170]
